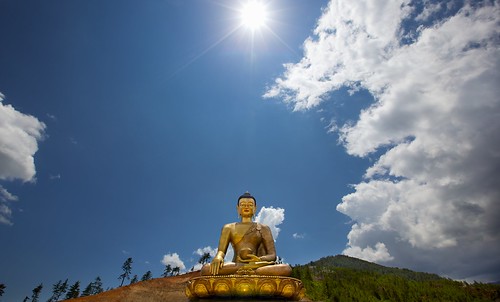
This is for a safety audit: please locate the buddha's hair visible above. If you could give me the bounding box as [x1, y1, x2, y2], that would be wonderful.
[238, 192, 256, 206]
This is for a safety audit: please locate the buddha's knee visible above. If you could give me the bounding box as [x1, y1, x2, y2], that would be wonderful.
[255, 264, 292, 276]
[200, 264, 211, 276]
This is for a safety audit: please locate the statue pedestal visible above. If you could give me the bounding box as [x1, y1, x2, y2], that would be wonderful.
[185, 275, 305, 300]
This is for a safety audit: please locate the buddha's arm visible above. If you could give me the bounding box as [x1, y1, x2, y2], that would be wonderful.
[259, 225, 277, 262]
[210, 224, 231, 275]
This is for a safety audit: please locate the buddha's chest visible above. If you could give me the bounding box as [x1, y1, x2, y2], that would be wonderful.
[231, 223, 262, 244]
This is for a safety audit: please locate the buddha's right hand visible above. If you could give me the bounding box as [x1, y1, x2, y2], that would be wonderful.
[210, 255, 224, 275]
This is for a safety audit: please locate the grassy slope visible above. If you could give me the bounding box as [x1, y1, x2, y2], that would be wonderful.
[293, 255, 500, 302]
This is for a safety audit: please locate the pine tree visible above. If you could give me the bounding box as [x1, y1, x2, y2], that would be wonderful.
[80, 283, 93, 297]
[172, 266, 180, 276]
[0, 283, 5, 297]
[31, 283, 43, 302]
[47, 279, 69, 302]
[93, 276, 103, 294]
[162, 264, 172, 277]
[141, 271, 153, 281]
[118, 257, 133, 286]
[81, 276, 104, 296]
[65, 281, 80, 300]
[129, 274, 138, 284]
[198, 252, 211, 265]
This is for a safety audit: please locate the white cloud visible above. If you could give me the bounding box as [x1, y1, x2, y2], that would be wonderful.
[161, 252, 186, 271]
[194, 246, 217, 257]
[191, 247, 218, 271]
[46, 113, 57, 121]
[255, 206, 285, 240]
[0, 185, 18, 225]
[292, 233, 305, 239]
[49, 174, 61, 180]
[0, 185, 18, 202]
[344, 241, 393, 263]
[0, 94, 46, 182]
[225, 245, 234, 263]
[0, 203, 13, 226]
[266, 0, 500, 280]
[415, 1, 442, 22]
[0, 94, 45, 225]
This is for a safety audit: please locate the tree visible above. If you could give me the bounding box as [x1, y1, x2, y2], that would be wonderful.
[162, 264, 172, 277]
[93, 276, 103, 294]
[0, 283, 5, 297]
[172, 266, 180, 276]
[81, 276, 103, 297]
[48, 279, 68, 302]
[198, 252, 211, 266]
[141, 271, 153, 281]
[118, 257, 133, 287]
[31, 283, 43, 302]
[130, 275, 138, 284]
[81, 283, 93, 297]
[22, 296, 29, 302]
[65, 281, 80, 300]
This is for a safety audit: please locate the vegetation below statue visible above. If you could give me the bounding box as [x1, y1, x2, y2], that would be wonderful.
[293, 255, 500, 302]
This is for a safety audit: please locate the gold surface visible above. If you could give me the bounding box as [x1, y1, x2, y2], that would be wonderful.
[185, 275, 305, 300]
[203, 195, 292, 277]
[189, 193, 304, 300]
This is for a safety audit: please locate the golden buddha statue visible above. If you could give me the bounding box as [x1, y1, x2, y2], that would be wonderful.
[186, 192, 304, 300]
[200, 192, 292, 276]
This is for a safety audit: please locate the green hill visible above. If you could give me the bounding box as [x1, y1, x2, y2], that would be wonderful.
[292, 255, 500, 302]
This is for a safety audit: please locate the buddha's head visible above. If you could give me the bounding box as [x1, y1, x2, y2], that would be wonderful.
[237, 192, 256, 219]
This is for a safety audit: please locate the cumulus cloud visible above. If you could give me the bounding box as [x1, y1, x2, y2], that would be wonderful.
[265, 0, 500, 280]
[0, 94, 46, 182]
[0, 94, 45, 225]
[255, 206, 285, 240]
[161, 252, 186, 271]
[344, 242, 393, 263]
[194, 246, 217, 257]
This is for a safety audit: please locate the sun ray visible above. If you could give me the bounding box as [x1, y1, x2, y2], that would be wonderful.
[263, 25, 300, 58]
[167, 26, 240, 79]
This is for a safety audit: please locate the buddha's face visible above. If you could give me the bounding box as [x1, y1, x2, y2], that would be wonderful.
[237, 197, 256, 218]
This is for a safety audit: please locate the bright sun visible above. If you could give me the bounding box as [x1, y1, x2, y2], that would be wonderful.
[240, 1, 268, 30]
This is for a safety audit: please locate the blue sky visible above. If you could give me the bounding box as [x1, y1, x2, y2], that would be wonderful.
[1, 0, 499, 300]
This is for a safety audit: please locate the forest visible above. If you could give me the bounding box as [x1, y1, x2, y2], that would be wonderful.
[292, 255, 500, 302]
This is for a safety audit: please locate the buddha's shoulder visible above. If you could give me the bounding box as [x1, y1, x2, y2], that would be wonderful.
[222, 222, 238, 229]
[255, 222, 271, 230]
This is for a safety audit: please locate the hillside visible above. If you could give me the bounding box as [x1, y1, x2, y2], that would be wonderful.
[59, 256, 500, 302]
[307, 255, 442, 281]
[65, 271, 198, 302]
[293, 255, 500, 302]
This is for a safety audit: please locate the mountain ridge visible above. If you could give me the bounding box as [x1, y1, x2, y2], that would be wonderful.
[306, 254, 442, 281]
